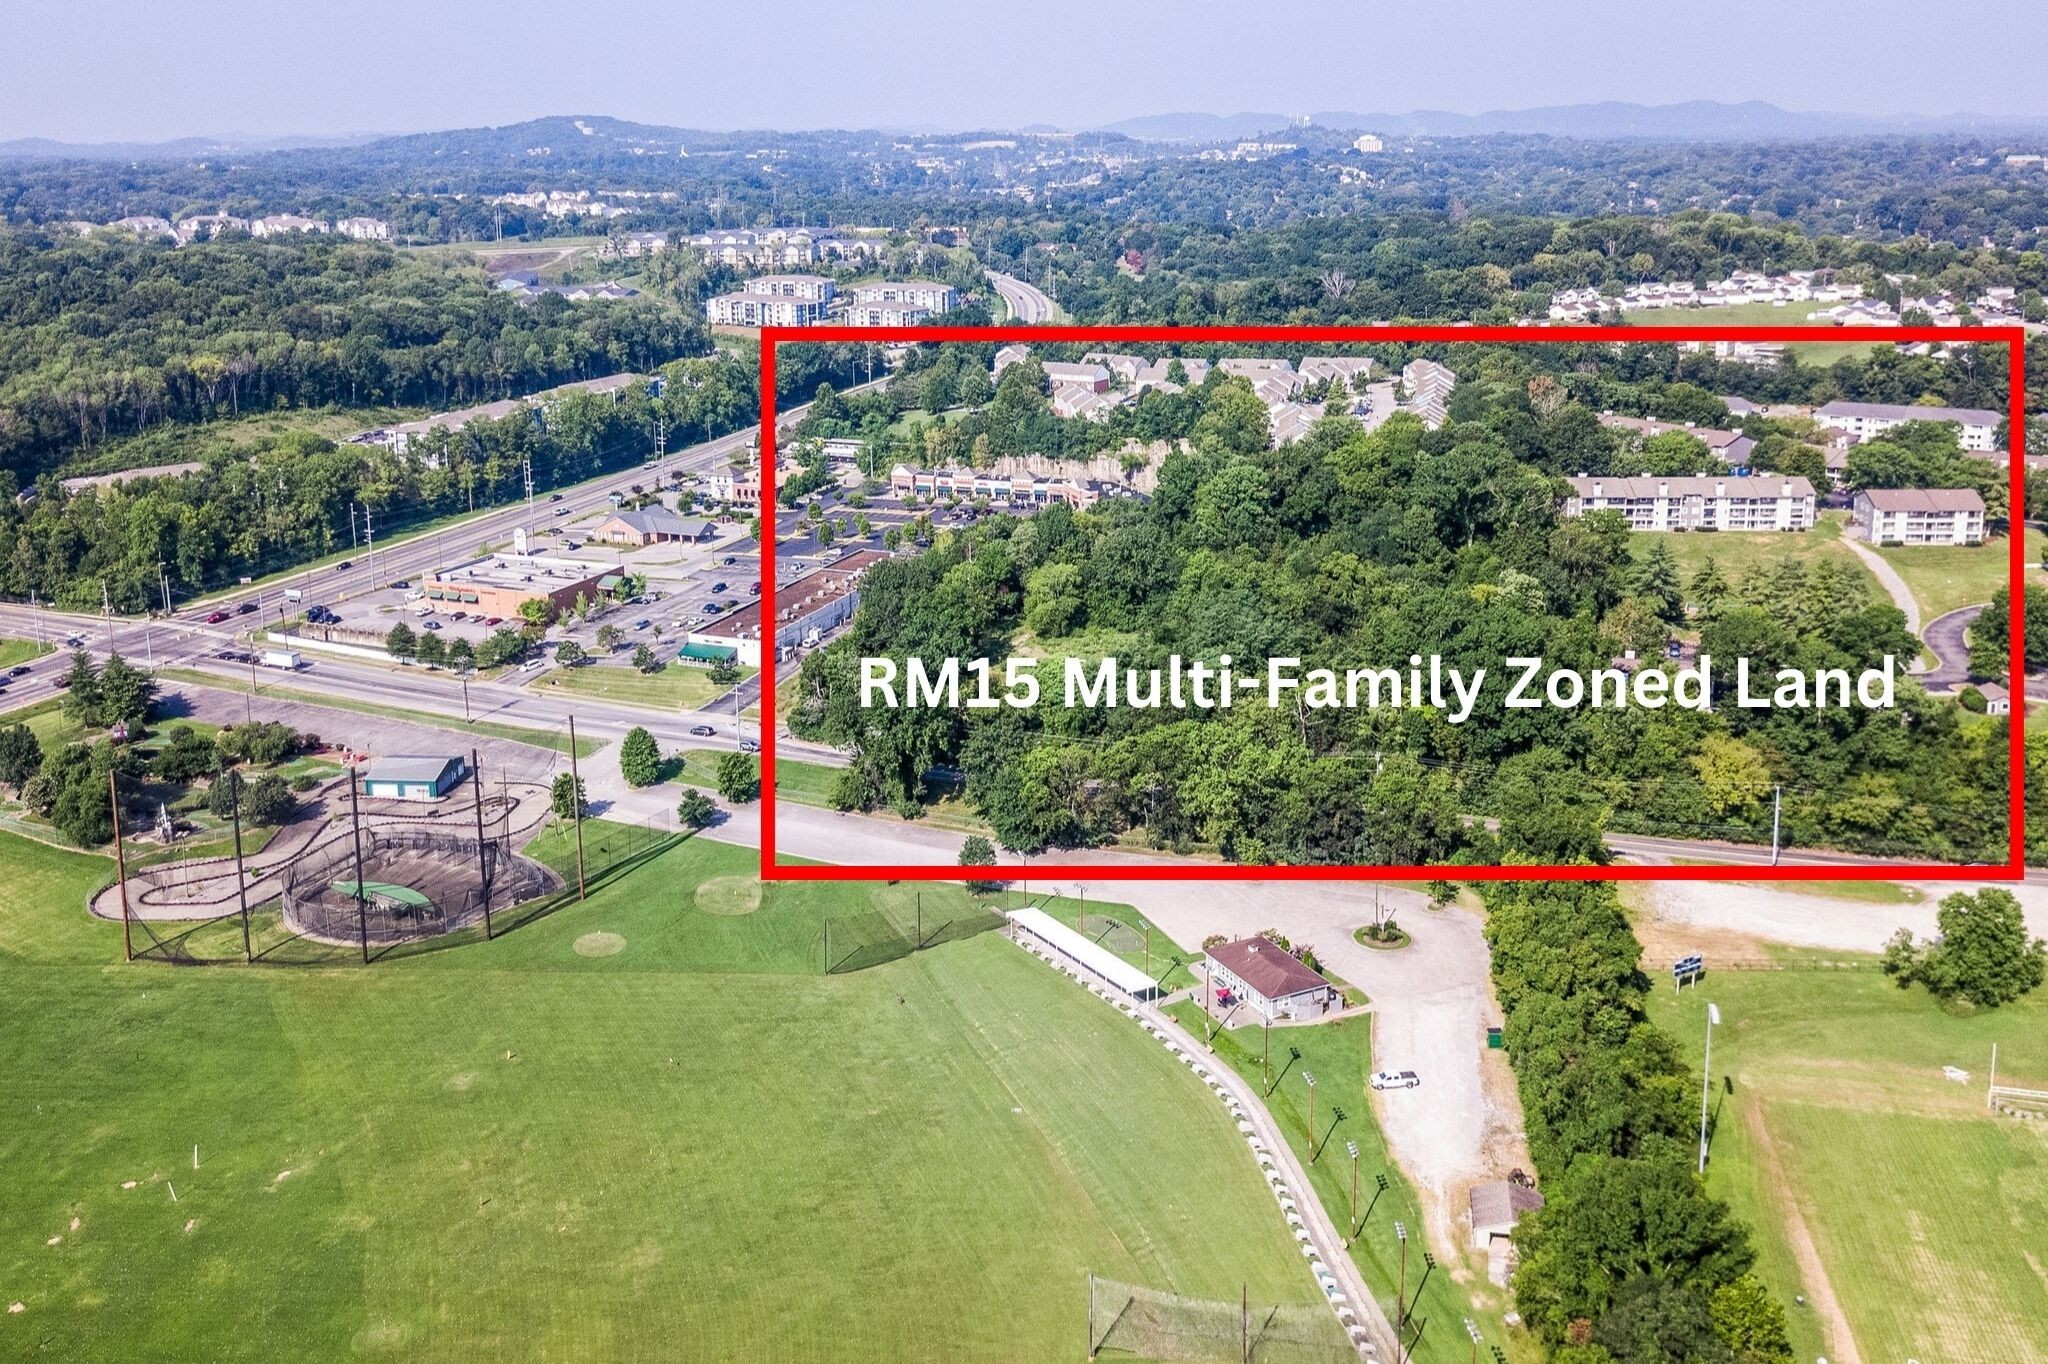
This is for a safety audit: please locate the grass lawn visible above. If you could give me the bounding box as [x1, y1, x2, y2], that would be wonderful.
[1647, 961, 2048, 1364]
[0, 638, 53, 670]
[1163, 1003, 1521, 1364]
[0, 828, 1328, 1361]
[1630, 511, 1881, 600]
[155, 669, 604, 757]
[1869, 527, 2048, 620]
[537, 660, 744, 712]
[7, 696, 92, 750]
[1620, 302, 1888, 366]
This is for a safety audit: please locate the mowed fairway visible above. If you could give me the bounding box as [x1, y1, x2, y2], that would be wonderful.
[0, 830, 1314, 1362]
[1650, 960, 2048, 1364]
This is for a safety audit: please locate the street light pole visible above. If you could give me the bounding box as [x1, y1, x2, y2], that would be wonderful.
[1464, 1318, 1483, 1364]
[1698, 1002, 1722, 1173]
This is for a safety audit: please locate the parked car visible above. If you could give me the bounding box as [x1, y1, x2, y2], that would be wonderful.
[1368, 1070, 1421, 1091]
[710, 582, 728, 594]
[701, 602, 721, 615]
[422, 620, 443, 631]
[483, 616, 502, 627]
[389, 579, 410, 590]
[689, 725, 715, 737]
[721, 556, 736, 567]
[450, 611, 467, 621]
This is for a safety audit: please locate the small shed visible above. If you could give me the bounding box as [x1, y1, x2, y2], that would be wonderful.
[363, 754, 466, 802]
[1468, 1180, 1545, 1251]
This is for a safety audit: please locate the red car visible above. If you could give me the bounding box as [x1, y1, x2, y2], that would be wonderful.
[204, 610, 229, 624]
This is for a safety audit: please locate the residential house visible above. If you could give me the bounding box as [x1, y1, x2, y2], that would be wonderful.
[1597, 414, 1758, 468]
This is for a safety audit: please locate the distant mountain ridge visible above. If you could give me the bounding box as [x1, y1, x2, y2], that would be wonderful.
[1096, 101, 2048, 142]
[0, 131, 390, 161]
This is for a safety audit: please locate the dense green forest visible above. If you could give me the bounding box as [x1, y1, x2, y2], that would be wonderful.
[0, 343, 875, 610]
[1486, 878, 1793, 1363]
[7, 117, 2048, 251]
[0, 229, 705, 480]
[790, 352, 2009, 864]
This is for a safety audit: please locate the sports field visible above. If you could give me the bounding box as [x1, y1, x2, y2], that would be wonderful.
[0, 827, 1323, 1362]
[1648, 958, 2048, 1364]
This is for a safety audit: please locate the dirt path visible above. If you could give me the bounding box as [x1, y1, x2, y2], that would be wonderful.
[1741, 1099, 1862, 1364]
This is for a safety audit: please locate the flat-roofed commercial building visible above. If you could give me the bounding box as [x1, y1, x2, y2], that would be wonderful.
[423, 554, 622, 618]
[685, 549, 891, 666]
[1564, 475, 1816, 532]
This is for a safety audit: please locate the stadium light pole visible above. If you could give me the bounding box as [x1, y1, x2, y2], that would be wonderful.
[566, 715, 587, 900]
[1346, 1139, 1360, 1233]
[1465, 1317, 1483, 1364]
[349, 768, 369, 965]
[1394, 1220, 1409, 1328]
[1698, 1001, 1722, 1173]
[471, 750, 493, 939]
[1303, 1071, 1317, 1159]
[228, 763, 252, 963]
[109, 769, 132, 962]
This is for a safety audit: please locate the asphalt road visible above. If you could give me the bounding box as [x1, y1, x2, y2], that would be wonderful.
[987, 269, 1055, 323]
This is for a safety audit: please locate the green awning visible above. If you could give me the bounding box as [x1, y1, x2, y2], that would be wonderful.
[678, 642, 738, 663]
[596, 574, 624, 591]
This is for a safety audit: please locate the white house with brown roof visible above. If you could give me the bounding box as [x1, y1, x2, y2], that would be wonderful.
[1203, 937, 1340, 1021]
[1852, 488, 1986, 545]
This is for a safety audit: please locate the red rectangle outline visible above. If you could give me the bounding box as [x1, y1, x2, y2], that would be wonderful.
[759, 324, 2026, 883]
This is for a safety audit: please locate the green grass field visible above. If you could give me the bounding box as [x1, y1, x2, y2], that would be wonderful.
[1648, 960, 2048, 1364]
[1624, 301, 1889, 366]
[1870, 527, 2048, 620]
[1163, 1002, 1518, 1363]
[0, 638, 53, 670]
[0, 828, 1334, 1361]
[536, 660, 744, 712]
[1630, 511, 1881, 602]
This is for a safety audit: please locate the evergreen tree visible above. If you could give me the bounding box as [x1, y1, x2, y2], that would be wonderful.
[619, 727, 661, 787]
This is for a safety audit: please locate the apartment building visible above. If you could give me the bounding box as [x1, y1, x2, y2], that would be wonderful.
[849, 280, 959, 312]
[705, 292, 830, 327]
[1564, 475, 1816, 531]
[1852, 488, 1987, 545]
[889, 463, 1102, 510]
[1816, 401, 2003, 452]
[841, 300, 933, 327]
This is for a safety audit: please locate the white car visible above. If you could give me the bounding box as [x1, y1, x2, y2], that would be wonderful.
[1369, 1070, 1421, 1091]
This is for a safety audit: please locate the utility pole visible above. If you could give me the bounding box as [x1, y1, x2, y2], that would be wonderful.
[101, 580, 114, 648]
[567, 715, 588, 900]
[30, 590, 43, 646]
[523, 458, 536, 533]
[1698, 1002, 1721, 1173]
[350, 503, 360, 549]
[362, 508, 377, 590]
[1769, 784, 1782, 865]
[157, 561, 172, 617]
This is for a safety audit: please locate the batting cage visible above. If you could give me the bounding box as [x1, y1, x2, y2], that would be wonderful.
[1086, 1275, 1362, 1364]
[279, 822, 555, 948]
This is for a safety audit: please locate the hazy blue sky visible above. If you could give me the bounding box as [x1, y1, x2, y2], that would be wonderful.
[7, 0, 2046, 142]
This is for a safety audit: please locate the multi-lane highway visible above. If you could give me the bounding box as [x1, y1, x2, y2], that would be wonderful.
[987, 269, 1056, 323]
